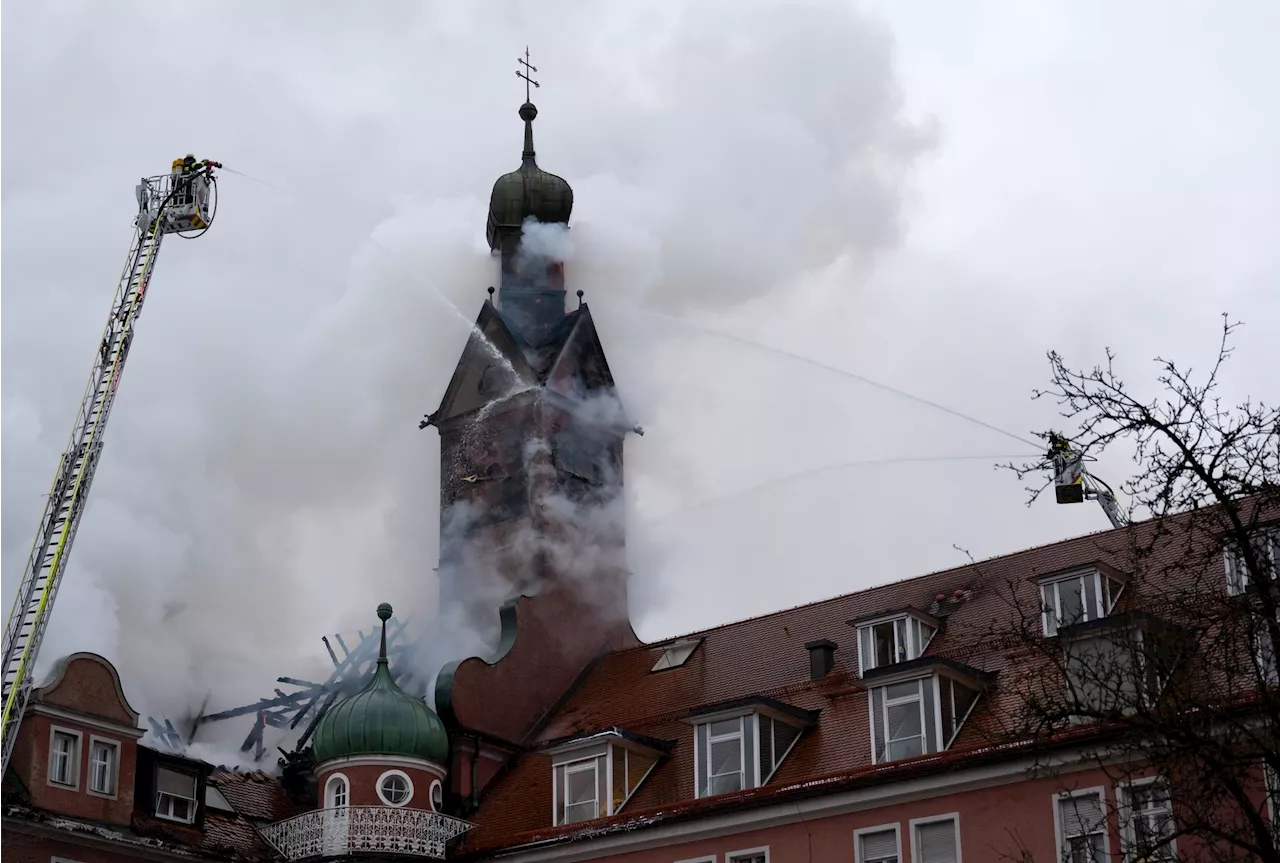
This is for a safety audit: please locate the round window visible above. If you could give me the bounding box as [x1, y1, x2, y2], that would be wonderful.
[376, 770, 413, 807]
[430, 780, 443, 812]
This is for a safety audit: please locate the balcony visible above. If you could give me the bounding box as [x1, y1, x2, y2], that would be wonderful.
[259, 806, 473, 860]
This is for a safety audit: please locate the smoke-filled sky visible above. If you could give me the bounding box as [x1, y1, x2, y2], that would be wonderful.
[3, 1, 1277, 753]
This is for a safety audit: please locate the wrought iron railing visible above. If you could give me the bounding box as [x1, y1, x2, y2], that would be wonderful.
[258, 806, 473, 860]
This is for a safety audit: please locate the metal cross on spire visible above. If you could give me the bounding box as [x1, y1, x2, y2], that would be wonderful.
[516, 46, 539, 102]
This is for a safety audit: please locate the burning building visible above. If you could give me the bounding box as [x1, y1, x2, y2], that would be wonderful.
[4, 90, 1278, 863]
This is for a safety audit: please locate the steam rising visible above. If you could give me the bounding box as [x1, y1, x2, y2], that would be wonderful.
[2, 0, 931, 761]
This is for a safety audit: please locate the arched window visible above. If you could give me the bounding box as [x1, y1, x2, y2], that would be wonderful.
[324, 773, 349, 809]
[430, 780, 443, 812]
[376, 769, 413, 807]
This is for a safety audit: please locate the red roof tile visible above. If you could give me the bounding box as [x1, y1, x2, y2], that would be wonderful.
[459, 503, 1275, 853]
[209, 770, 303, 822]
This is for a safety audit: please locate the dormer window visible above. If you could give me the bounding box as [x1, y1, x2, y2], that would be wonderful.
[651, 638, 702, 672]
[685, 699, 816, 799]
[1225, 526, 1279, 596]
[864, 661, 989, 765]
[1038, 565, 1127, 636]
[1060, 612, 1188, 717]
[155, 766, 198, 824]
[547, 729, 666, 825]
[852, 610, 938, 676]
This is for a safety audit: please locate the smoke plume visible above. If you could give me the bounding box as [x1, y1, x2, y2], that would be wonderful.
[2, 0, 933, 762]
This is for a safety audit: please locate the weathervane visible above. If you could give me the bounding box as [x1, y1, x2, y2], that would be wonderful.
[516, 47, 539, 102]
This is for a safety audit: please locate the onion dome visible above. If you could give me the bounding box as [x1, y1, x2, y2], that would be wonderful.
[486, 101, 574, 252]
[312, 603, 448, 766]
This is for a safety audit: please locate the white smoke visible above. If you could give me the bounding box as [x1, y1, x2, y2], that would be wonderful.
[2, 0, 934, 765]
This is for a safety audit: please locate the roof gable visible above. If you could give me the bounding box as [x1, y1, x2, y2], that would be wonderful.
[427, 302, 538, 427]
[33, 652, 139, 728]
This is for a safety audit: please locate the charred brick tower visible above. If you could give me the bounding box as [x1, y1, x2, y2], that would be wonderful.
[421, 93, 639, 723]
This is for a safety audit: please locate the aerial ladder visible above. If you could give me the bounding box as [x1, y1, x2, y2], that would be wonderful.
[1047, 431, 1131, 529]
[0, 155, 222, 776]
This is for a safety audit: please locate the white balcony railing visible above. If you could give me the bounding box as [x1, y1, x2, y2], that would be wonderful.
[258, 806, 473, 860]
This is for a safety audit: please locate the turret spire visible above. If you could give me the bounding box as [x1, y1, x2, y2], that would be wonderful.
[377, 601, 392, 665]
[516, 49, 540, 164]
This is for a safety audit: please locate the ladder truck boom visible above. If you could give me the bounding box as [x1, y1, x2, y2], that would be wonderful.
[1047, 432, 1131, 529]
[0, 156, 221, 776]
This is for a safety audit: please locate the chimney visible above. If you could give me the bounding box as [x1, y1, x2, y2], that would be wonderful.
[804, 639, 837, 680]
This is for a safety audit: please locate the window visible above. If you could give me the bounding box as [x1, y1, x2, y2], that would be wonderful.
[1224, 526, 1279, 596]
[610, 745, 658, 812]
[155, 767, 197, 824]
[1056, 789, 1108, 863]
[703, 718, 745, 796]
[376, 770, 413, 807]
[205, 785, 237, 813]
[324, 774, 348, 808]
[556, 758, 602, 824]
[756, 715, 802, 783]
[551, 736, 663, 822]
[1253, 609, 1279, 686]
[873, 679, 930, 762]
[430, 780, 443, 812]
[869, 673, 983, 765]
[857, 613, 937, 675]
[727, 848, 768, 863]
[856, 824, 901, 863]
[48, 729, 80, 788]
[1041, 568, 1126, 636]
[911, 815, 960, 863]
[88, 739, 118, 795]
[652, 638, 701, 672]
[1062, 620, 1183, 717]
[1119, 779, 1175, 862]
[938, 677, 980, 749]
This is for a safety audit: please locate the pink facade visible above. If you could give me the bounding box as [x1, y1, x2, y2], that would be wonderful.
[484, 762, 1261, 863]
[316, 760, 445, 811]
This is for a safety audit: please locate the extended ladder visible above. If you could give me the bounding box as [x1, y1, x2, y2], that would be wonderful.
[0, 159, 220, 776]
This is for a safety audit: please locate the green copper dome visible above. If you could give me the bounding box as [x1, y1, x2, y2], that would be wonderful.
[486, 102, 574, 252]
[312, 604, 449, 766]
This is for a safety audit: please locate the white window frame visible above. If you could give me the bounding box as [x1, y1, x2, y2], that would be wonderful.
[755, 713, 805, 785]
[855, 821, 902, 863]
[1052, 786, 1112, 863]
[908, 812, 962, 863]
[1117, 776, 1176, 862]
[47, 726, 82, 790]
[324, 772, 350, 808]
[858, 613, 937, 676]
[1041, 569, 1125, 637]
[704, 717, 746, 797]
[554, 755, 601, 825]
[87, 735, 119, 798]
[1224, 526, 1279, 596]
[376, 769, 413, 808]
[725, 846, 769, 863]
[154, 766, 198, 824]
[430, 779, 443, 812]
[883, 680, 927, 762]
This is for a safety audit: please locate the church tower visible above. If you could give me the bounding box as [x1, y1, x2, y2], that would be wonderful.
[422, 81, 640, 754]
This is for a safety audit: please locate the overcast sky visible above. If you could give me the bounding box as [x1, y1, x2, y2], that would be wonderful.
[3, 1, 1277, 751]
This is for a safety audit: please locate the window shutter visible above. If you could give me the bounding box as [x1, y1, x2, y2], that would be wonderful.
[860, 828, 898, 860]
[871, 687, 886, 763]
[157, 768, 196, 797]
[917, 819, 958, 863]
[1060, 791, 1105, 837]
[695, 723, 709, 797]
[922, 677, 938, 753]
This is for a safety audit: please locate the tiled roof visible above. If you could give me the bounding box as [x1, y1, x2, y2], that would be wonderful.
[458, 505, 1266, 853]
[209, 769, 303, 822]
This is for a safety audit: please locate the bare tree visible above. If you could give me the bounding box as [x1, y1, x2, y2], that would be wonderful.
[978, 316, 1279, 862]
